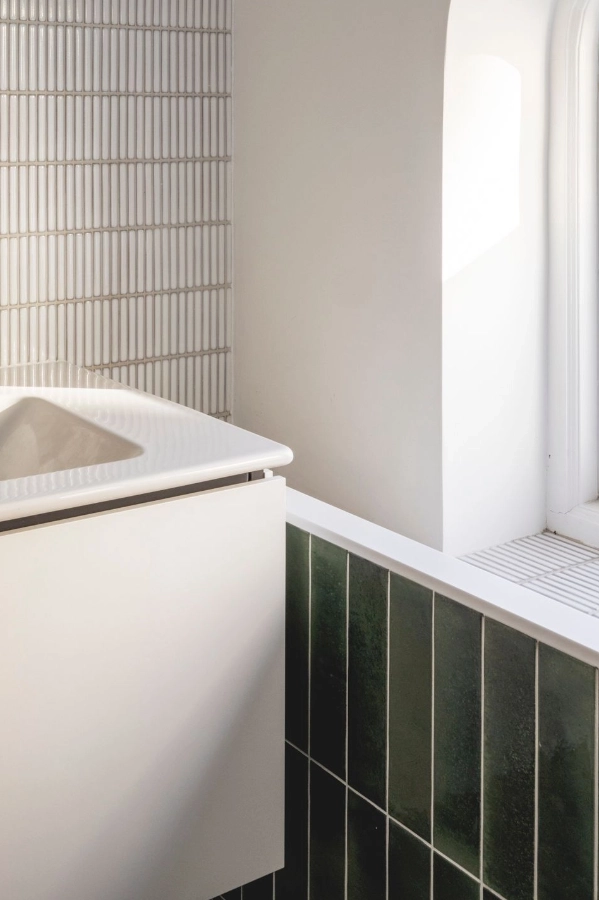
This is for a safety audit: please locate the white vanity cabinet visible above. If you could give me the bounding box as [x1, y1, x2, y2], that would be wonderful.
[0, 477, 285, 900]
[0, 363, 292, 900]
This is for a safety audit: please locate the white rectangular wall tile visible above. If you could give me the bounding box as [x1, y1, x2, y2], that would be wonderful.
[0, 0, 232, 417]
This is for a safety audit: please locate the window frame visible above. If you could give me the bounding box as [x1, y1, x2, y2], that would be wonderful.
[546, 0, 599, 546]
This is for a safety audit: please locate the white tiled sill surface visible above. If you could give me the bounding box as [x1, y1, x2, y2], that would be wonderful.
[464, 532, 599, 617]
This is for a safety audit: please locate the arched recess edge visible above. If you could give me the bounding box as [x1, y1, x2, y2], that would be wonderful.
[546, 0, 599, 541]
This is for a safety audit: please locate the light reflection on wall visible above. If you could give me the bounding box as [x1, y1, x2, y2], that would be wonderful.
[443, 54, 522, 282]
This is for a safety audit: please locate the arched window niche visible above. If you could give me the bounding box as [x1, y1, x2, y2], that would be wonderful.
[442, 0, 599, 555]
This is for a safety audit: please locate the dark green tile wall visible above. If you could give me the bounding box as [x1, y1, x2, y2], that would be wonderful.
[275, 745, 308, 900]
[433, 854, 479, 900]
[483, 621, 535, 900]
[217, 527, 599, 900]
[242, 876, 274, 900]
[310, 763, 345, 900]
[310, 537, 347, 779]
[538, 644, 596, 900]
[389, 574, 433, 840]
[388, 821, 431, 900]
[434, 595, 482, 876]
[347, 555, 388, 809]
[347, 791, 386, 900]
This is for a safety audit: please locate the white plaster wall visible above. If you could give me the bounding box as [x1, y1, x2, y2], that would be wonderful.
[233, 0, 451, 548]
[442, 0, 556, 555]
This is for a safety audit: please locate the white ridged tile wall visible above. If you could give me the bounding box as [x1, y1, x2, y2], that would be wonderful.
[0, 0, 232, 418]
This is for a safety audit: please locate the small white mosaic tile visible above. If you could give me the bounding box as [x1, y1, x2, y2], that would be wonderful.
[0, 0, 232, 416]
[464, 532, 599, 618]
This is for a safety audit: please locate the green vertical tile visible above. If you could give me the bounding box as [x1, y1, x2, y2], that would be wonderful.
[222, 891, 241, 900]
[242, 875, 273, 900]
[388, 820, 431, 900]
[433, 854, 479, 900]
[484, 620, 535, 900]
[347, 790, 386, 900]
[389, 575, 432, 840]
[285, 525, 310, 751]
[311, 537, 347, 779]
[348, 555, 388, 809]
[275, 745, 309, 900]
[538, 644, 595, 900]
[434, 595, 481, 876]
[483, 892, 503, 900]
[310, 764, 345, 900]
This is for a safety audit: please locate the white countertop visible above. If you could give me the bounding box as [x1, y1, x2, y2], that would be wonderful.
[0, 362, 293, 523]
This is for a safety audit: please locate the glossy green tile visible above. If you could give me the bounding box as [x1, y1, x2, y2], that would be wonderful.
[483, 620, 535, 900]
[285, 525, 310, 751]
[275, 745, 309, 900]
[222, 891, 241, 900]
[483, 892, 502, 900]
[348, 555, 388, 808]
[310, 537, 347, 779]
[434, 595, 481, 876]
[347, 790, 386, 900]
[389, 575, 432, 840]
[388, 820, 431, 900]
[310, 764, 345, 900]
[242, 875, 273, 900]
[538, 644, 595, 900]
[433, 854, 479, 900]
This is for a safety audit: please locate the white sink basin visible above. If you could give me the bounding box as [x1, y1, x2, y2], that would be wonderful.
[0, 362, 293, 523]
[0, 397, 143, 482]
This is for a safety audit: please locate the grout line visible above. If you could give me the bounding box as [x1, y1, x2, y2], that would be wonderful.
[284, 739, 311, 761]
[534, 641, 539, 900]
[345, 551, 350, 900]
[308, 534, 312, 760]
[0, 349, 232, 374]
[345, 551, 350, 781]
[344, 785, 349, 900]
[480, 616, 486, 899]
[0, 90, 231, 99]
[2, 285, 234, 313]
[227, 0, 235, 427]
[0, 89, 231, 97]
[88, 348, 231, 365]
[433, 848, 480, 884]
[307, 533, 312, 900]
[0, 221, 232, 239]
[388, 815, 431, 851]
[386, 570, 391, 900]
[0, 20, 232, 34]
[385, 814, 390, 900]
[594, 667, 598, 900]
[0, 157, 232, 166]
[430, 592, 436, 900]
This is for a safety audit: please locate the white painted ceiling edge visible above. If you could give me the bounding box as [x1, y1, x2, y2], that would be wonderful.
[442, 0, 599, 556]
